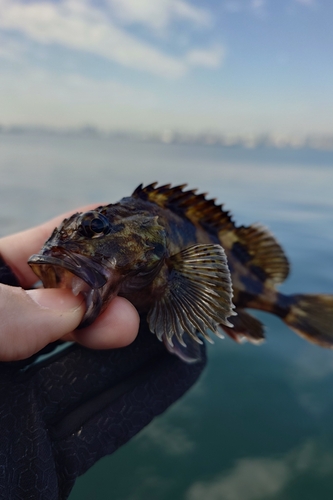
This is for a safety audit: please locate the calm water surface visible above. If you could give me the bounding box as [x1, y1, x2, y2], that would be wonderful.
[1, 133, 333, 499]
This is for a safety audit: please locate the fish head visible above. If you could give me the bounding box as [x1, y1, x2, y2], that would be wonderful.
[28, 206, 167, 327]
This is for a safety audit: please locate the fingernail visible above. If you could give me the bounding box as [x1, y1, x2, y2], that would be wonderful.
[26, 288, 84, 312]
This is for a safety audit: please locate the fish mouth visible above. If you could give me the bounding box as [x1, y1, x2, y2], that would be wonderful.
[28, 250, 112, 328]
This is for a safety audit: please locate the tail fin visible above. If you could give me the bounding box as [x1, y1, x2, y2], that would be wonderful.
[284, 294, 333, 348]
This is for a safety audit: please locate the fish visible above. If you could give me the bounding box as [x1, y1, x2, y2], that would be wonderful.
[28, 183, 333, 363]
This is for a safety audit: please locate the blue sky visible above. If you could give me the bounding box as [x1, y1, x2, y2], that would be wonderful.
[0, 0, 332, 139]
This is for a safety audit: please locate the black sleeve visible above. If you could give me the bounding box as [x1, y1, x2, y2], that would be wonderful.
[0, 257, 206, 499]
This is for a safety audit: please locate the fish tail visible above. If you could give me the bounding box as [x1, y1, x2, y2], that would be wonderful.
[283, 294, 333, 348]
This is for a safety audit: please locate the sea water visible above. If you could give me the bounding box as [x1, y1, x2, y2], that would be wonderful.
[1, 133, 333, 499]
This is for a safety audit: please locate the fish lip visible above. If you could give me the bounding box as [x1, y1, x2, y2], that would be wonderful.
[28, 251, 110, 328]
[28, 251, 109, 289]
[78, 287, 104, 329]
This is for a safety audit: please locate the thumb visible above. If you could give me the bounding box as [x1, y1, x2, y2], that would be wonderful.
[0, 284, 85, 361]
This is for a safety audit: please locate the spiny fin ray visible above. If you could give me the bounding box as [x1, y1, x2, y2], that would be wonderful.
[133, 184, 289, 285]
[132, 183, 235, 233]
[234, 224, 290, 284]
[147, 244, 235, 350]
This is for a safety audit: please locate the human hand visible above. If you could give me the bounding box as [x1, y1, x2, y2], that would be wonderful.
[0, 206, 139, 361]
[0, 314, 206, 500]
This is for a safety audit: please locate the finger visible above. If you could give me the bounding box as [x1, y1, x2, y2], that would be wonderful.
[0, 204, 100, 288]
[67, 297, 140, 350]
[0, 284, 85, 361]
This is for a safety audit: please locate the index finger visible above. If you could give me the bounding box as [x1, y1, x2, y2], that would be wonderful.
[0, 204, 101, 288]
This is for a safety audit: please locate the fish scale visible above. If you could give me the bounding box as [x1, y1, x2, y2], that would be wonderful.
[29, 183, 333, 363]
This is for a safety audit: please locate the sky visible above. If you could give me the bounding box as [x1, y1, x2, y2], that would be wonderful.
[0, 0, 332, 139]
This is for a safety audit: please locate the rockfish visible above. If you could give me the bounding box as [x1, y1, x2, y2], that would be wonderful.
[28, 183, 333, 362]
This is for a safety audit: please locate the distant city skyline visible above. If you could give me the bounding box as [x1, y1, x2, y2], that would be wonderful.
[2, 123, 333, 151]
[0, 0, 332, 138]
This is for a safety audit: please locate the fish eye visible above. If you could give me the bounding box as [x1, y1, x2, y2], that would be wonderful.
[78, 211, 111, 238]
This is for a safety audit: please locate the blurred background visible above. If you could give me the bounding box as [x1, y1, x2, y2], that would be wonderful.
[1, 1, 333, 499]
[1, 0, 333, 145]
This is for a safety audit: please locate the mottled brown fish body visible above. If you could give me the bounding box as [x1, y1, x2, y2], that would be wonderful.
[28, 183, 333, 362]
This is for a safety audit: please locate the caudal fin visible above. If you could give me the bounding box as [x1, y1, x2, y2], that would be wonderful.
[284, 294, 333, 348]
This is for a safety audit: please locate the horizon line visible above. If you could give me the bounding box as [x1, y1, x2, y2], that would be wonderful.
[1, 124, 333, 152]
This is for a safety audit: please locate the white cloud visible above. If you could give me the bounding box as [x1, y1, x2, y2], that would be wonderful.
[0, 0, 222, 78]
[172, 0, 212, 27]
[138, 420, 195, 455]
[107, 0, 212, 31]
[0, 34, 27, 62]
[186, 46, 225, 68]
[0, 68, 161, 128]
[0, 0, 183, 78]
[186, 440, 333, 500]
[224, 0, 267, 16]
[187, 457, 290, 500]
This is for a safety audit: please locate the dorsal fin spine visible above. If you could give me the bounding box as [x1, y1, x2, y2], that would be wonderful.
[132, 183, 235, 234]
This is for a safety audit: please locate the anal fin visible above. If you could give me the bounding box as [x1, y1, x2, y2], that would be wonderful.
[221, 309, 265, 344]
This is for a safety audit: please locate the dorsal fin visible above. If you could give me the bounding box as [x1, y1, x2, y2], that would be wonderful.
[233, 224, 290, 284]
[132, 183, 235, 233]
[132, 184, 290, 285]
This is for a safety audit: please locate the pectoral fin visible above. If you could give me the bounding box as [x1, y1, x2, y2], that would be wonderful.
[148, 244, 235, 350]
